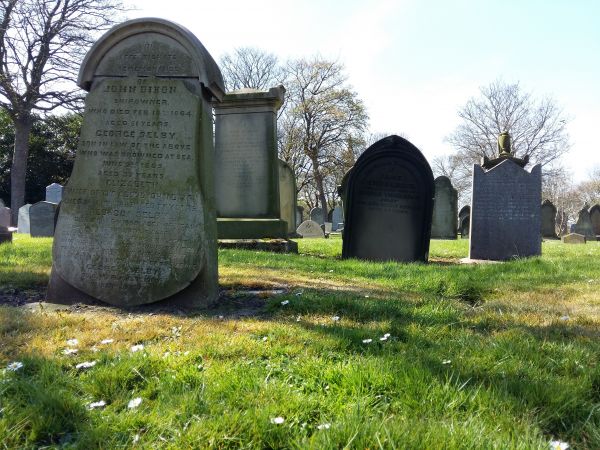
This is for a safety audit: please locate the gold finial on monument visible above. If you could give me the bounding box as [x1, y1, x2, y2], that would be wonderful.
[497, 131, 511, 156]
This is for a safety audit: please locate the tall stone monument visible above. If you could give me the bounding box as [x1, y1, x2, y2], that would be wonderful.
[469, 132, 541, 260]
[17, 204, 31, 234]
[48, 19, 224, 307]
[342, 135, 434, 262]
[540, 199, 558, 239]
[278, 159, 297, 236]
[46, 183, 64, 204]
[431, 176, 458, 239]
[589, 204, 600, 237]
[573, 206, 596, 241]
[214, 87, 287, 239]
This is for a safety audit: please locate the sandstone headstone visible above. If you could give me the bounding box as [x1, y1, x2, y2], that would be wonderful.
[458, 205, 470, 238]
[297, 220, 325, 238]
[310, 207, 325, 225]
[48, 18, 224, 307]
[278, 159, 297, 235]
[541, 199, 558, 239]
[589, 204, 600, 237]
[46, 183, 64, 204]
[562, 233, 586, 244]
[331, 206, 343, 231]
[469, 160, 541, 260]
[17, 204, 32, 234]
[0, 207, 10, 228]
[30, 201, 58, 237]
[342, 135, 434, 262]
[573, 206, 596, 240]
[431, 176, 457, 239]
[214, 86, 287, 239]
[0, 226, 12, 245]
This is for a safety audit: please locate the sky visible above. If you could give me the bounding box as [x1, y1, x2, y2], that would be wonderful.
[126, 0, 600, 182]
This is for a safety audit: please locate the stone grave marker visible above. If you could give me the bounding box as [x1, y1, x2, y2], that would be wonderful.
[541, 199, 558, 239]
[458, 205, 470, 238]
[310, 207, 325, 225]
[331, 206, 343, 231]
[0, 226, 12, 245]
[342, 135, 434, 262]
[30, 201, 58, 237]
[431, 176, 458, 239]
[297, 220, 325, 238]
[0, 207, 10, 228]
[562, 233, 586, 244]
[278, 159, 297, 235]
[46, 183, 64, 204]
[573, 206, 596, 240]
[296, 206, 303, 229]
[214, 86, 287, 239]
[47, 18, 224, 307]
[590, 204, 600, 237]
[17, 204, 32, 234]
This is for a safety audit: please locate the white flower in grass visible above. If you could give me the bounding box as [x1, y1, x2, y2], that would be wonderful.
[560, 315, 570, 321]
[66, 339, 79, 346]
[362, 339, 372, 344]
[317, 423, 331, 430]
[442, 360, 452, 365]
[128, 397, 142, 409]
[295, 291, 303, 296]
[75, 361, 97, 370]
[62, 348, 78, 355]
[130, 344, 144, 353]
[296, 316, 301, 322]
[281, 300, 290, 306]
[270, 416, 285, 424]
[100, 339, 114, 345]
[364, 295, 370, 298]
[262, 336, 268, 342]
[332, 316, 340, 322]
[5, 362, 23, 371]
[549, 440, 569, 450]
[133, 434, 140, 443]
[88, 400, 106, 409]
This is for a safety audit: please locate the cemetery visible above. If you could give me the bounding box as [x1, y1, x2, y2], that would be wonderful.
[0, 7, 599, 450]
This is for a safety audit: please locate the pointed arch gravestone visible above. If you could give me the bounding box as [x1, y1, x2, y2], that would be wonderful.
[48, 19, 224, 307]
[431, 176, 457, 239]
[590, 204, 600, 237]
[541, 199, 558, 239]
[341, 135, 434, 262]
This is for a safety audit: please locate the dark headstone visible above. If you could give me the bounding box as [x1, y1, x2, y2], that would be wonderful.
[310, 207, 325, 225]
[331, 206, 343, 231]
[431, 176, 457, 239]
[573, 206, 596, 240]
[30, 201, 58, 237]
[0, 207, 10, 228]
[278, 159, 297, 235]
[541, 199, 558, 239]
[0, 226, 12, 245]
[590, 204, 600, 237]
[469, 160, 541, 260]
[341, 135, 434, 262]
[458, 205, 470, 238]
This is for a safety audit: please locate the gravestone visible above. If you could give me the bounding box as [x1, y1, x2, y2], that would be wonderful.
[342, 135, 434, 262]
[17, 204, 32, 234]
[46, 183, 64, 204]
[573, 206, 596, 240]
[0, 226, 12, 245]
[30, 201, 58, 237]
[296, 220, 325, 238]
[278, 159, 297, 235]
[469, 160, 541, 260]
[47, 18, 224, 307]
[589, 204, 600, 237]
[331, 206, 343, 231]
[431, 176, 457, 239]
[562, 233, 586, 244]
[323, 222, 333, 234]
[0, 207, 10, 228]
[540, 199, 558, 239]
[458, 205, 470, 238]
[0, 198, 4, 207]
[214, 86, 287, 239]
[296, 206, 303, 229]
[310, 207, 325, 225]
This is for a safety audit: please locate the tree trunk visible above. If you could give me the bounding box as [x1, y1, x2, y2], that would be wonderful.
[311, 156, 327, 224]
[10, 118, 32, 226]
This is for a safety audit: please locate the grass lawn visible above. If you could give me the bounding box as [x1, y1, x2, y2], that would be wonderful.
[1, 234, 599, 449]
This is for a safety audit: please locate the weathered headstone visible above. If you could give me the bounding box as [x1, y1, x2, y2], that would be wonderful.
[540, 199, 558, 239]
[46, 183, 64, 204]
[296, 220, 325, 238]
[431, 176, 458, 239]
[342, 135, 434, 262]
[296, 206, 303, 229]
[562, 233, 586, 244]
[589, 204, 600, 237]
[214, 86, 287, 239]
[310, 207, 325, 225]
[48, 18, 224, 307]
[0, 207, 10, 228]
[331, 206, 343, 231]
[17, 204, 32, 234]
[278, 159, 297, 235]
[458, 205, 470, 238]
[469, 160, 541, 260]
[0, 226, 12, 245]
[573, 206, 596, 240]
[30, 201, 58, 237]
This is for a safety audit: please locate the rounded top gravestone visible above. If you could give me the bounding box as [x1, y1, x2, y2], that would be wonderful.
[341, 135, 434, 262]
[541, 199, 558, 239]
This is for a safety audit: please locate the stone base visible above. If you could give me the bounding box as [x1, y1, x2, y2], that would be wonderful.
[459, 258, 502, 264]
[217, 218, 288, 239]
[218, 238, 298, 253]
[46, 266, 219, 310]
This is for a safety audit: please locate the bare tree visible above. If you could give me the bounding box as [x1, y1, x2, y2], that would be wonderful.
[219, 47, 282, 92]
[0, 0, 125, 224]
[282, 57, 368, 217]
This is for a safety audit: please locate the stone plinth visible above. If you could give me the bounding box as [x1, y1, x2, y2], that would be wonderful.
[431, 176, 458, 239]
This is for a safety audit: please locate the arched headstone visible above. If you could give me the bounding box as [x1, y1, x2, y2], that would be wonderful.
[296, 220, 325, 238]
[342, 135, 434, 262]
[541, 200, 558, 239]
